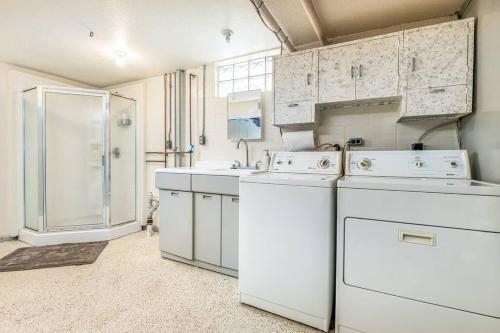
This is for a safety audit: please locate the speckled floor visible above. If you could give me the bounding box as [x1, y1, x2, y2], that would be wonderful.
[0, 232, 332, 333]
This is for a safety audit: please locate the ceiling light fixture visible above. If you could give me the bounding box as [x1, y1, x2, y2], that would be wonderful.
[114, 50, 127, 67]
[221, 29, 233, 43]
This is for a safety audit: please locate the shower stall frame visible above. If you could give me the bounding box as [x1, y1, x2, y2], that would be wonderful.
[19, 86, 141, 245]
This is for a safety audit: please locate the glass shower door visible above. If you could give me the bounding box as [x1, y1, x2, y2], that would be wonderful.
[109, 94, 136, 226]
[44, 90, 107, 229]
[23, 88, 40, 231]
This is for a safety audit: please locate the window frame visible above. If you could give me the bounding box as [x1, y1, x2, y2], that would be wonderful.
[216, 51, 277, 97]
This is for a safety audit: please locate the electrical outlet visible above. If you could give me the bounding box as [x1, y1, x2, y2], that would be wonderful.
[348, 138, 364, 146]
[199, 135, 206, 145]
[165, 140, 173, 150]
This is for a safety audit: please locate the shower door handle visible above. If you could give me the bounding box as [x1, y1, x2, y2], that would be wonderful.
[112, 147, 121, 159]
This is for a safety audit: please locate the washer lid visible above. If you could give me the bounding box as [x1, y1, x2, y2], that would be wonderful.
[240, 172, 341, 187]
[338, 176, 500, 196]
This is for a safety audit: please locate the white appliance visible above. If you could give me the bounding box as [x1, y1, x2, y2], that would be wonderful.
[239, 151, 342, 332]
[336, 150, 500, 333]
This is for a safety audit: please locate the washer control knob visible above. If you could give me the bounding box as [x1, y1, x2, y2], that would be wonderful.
[358, 158, 371, 170]
[318, 158, 330, 169]
[449, 161, 458, 168]
[276, 160, 283, 165]
[287, 159, 292, 165]
[415, 160, 424, 168]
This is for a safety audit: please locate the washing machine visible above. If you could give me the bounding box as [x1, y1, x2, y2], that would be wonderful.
[239, 151, 342, 332]
[336, 150, 500, 333]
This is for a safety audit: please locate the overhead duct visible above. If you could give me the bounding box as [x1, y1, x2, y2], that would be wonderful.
[250, 0, 296, 53]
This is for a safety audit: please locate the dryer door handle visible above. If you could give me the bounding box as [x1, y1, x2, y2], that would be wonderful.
[399, 230, 436, 247]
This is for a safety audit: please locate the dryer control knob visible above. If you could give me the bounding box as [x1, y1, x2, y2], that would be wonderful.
[318, 158, 330, 169]
[415, 160, 424, 168]
[449, 161, 458, 168]
[358, 158, 371, 170]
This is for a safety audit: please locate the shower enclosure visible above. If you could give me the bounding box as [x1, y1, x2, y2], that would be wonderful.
[21, 86, 140, 244]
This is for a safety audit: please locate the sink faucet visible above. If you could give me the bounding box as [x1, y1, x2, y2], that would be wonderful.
[236, 138, 249, 167]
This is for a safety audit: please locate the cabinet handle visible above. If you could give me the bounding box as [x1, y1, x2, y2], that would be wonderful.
[350, 65, 355, 79]
[202, 194, 212, 199]
[430, 88, 446, 94]
[287, 103, 299, 107]
[306, 73, 312, 85]
[411, 57, 416, 72]
[358, 64, 363, 78]
[231, 197, 239, 203]
[170, 192, 179, 196]
[399, 230, 436, 246]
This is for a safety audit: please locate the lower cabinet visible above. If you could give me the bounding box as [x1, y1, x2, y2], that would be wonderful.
[194, 193, 222, 266]
[221, 196, 239, 270]
[159, 190, 193, 260]
[159, 189, 239, 276]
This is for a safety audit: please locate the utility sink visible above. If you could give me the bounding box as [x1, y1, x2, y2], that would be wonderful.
[155, 165, 263, 196]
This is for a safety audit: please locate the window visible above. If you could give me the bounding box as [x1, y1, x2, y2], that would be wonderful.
[216, 51, 277, 97]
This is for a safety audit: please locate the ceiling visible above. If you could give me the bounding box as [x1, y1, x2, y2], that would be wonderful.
[1, 0, 467, 87]
[0, 0, 279, 87]
[266, 0, 467, 46]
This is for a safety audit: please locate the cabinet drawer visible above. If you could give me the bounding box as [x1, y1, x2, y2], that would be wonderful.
[191, 174, 239, 196]
[194, 193, 221, 266]
[274, 101, 314, 126]
[344, 218, 500, 318]
[405, 85, 468, 118]
[155, 172, 191, 191]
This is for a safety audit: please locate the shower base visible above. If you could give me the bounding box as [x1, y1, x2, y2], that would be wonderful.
[18, 222, 142, 246]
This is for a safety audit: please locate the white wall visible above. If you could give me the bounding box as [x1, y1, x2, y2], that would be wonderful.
[0, 63, 94, 238]
[461, 0, 500, 183]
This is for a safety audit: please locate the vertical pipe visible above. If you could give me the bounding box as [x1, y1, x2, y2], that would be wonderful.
[188, 73, 195, 167]
[201, 65, 207, 140]
[168, 73, 173, 148]
[163, 73, 167, 168]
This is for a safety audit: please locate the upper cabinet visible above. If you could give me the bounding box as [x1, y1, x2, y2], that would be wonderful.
[404, 20, 470, 89]
[273, 18, 475, 126]
[273, 51, 318, 127]
[356, 36, 401, 100]
[318, 44, 357, 103]
[400, 19, 474, 120]
[318, 35, 400, 104]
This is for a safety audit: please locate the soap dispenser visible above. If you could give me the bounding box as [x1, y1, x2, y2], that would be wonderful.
[262, 149, 271, 171]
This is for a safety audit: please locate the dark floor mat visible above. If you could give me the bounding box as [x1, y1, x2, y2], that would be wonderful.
[0, 241, 108, 272]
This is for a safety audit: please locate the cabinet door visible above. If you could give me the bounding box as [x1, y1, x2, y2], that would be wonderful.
[274, 51, 316, 104]
[194, 193, 222, 266]
[318, 44, 356, 103]
[404, 85, 468, 118]
[356, 36, 400, 100]
[221, 196, 239, 270]
[404, 20, 470, 89]
[159, 190, 193, 260]
[274, 101, 314, 126]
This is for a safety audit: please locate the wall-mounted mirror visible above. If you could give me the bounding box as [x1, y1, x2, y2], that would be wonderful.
[227, 89, 262, 140]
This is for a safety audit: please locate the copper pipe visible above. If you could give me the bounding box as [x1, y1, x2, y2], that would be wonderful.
[146, 160, 167, 163]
